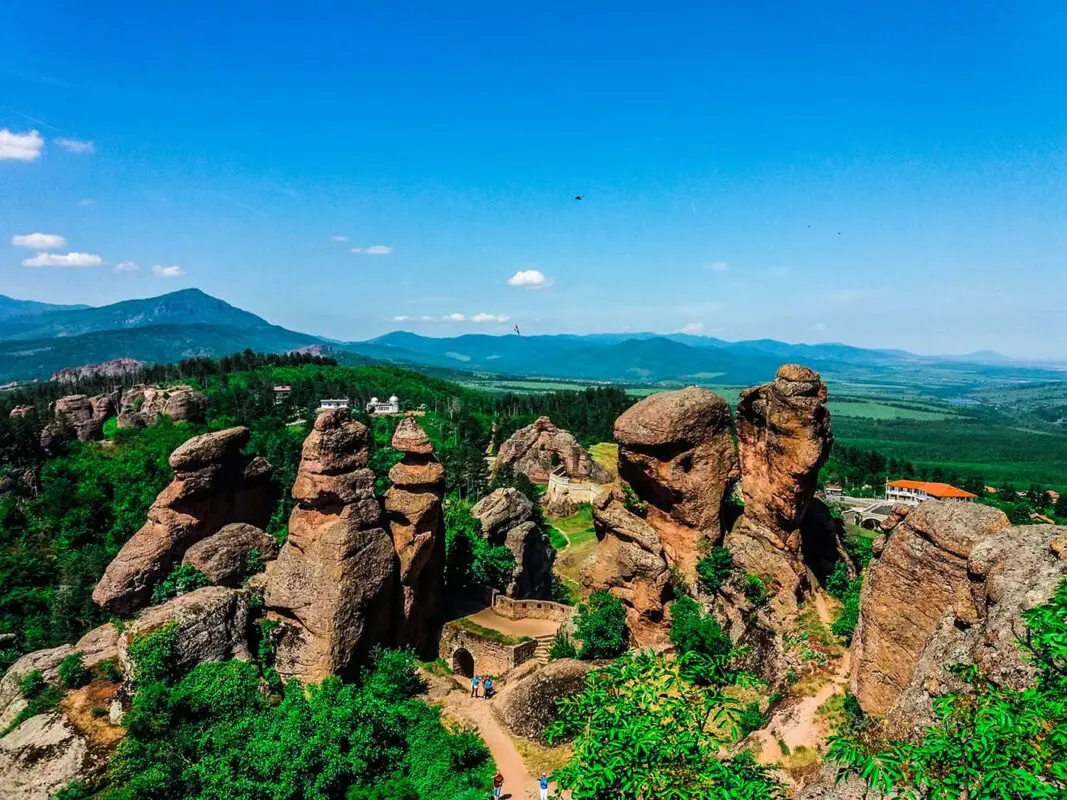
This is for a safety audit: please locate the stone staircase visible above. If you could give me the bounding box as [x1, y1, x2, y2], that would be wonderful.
[532, 633, 555, 664]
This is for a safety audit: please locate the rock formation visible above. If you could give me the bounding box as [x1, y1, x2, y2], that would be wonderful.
[471, 488, 555, 599]
[0, 712, 104, 800]
[384, 417, 445, 654]
[181, 523, 278, 586]
[264, 409, 396, 683]
[92, 427, 274, 613]
[850, 502, 1067, 729]
[494, 659, 594, 741]
[117, 384, 207, 429]
[119, 586, 251, 677]
[8, 405, 32, 419]
[726, 365, 833, 616]
[52, 357, 145, 383]
[494, 416, 610, 484]
[40, 392, 118, 452]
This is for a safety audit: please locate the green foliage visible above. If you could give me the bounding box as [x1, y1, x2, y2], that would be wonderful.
[443, 495, 515, 592]
[4, 670, 63, 736]
[828, 577, 1067, 798]
[59, 652, 91, 689]
[737, 702, 764, 737]
[451, 617, 529, 646]
[56, 781, 96, 800]
[621, 483, 648, 517]
[742, 575, 769, 606]
[126, 622, 180, 685]
[105, 648, 493, 800]
[150, 563, 209, 605]
[830, 577, 863, 644]
[669, 596, 731, 661]
[546, 650, 782, 799]
[574, 591, 628, 660]
[549, 630, 578, 660]
[550, 573, 577, 605]
[19, 668, 46, 698]
[492, 386, 635, 448]
[696, 546, 734, 593]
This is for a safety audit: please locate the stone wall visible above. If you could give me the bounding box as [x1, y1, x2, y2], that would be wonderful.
[438, 622, 538, 678]
[492, 594, 574, 624]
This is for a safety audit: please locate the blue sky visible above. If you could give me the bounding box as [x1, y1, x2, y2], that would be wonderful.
[1, 1, 1064, 358]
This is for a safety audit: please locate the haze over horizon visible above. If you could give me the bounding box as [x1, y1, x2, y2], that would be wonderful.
[2, 2, 1065, 359]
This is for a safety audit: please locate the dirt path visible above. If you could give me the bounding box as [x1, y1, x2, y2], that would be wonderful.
[436, 676, 561, 800]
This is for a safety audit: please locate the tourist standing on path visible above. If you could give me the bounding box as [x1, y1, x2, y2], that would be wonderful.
[492, 771, 504, 799]
[483, 676, 493, 699]
[539, 772, 549, 800]
[471, 674, 480, 698]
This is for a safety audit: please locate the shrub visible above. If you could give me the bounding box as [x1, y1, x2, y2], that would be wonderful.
[743, 574, 769, 606]
[150, 563, 209, 604]
[669, 595, 731, 659]
[549, 630, 578, 660]
[622, 483, 648, 517]
[18, 669, 46, 698]
[574, 591, 628, 660]
[738, 701, 764, 737]
[831, 578, 863, 644]
[696, 546, 734, 593]
[58, 653, 90, 690]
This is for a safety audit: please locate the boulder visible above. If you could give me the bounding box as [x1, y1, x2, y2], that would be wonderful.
[494, 416, 610, 484]
[8, 406, 32, 419]
[119, 586, 250, 677]
[472, 488, 555, 599]
[92, 427, 274, 614]
[40, 392, 117, 452]
[850, 501, 1011, 719]
[265, 409, 396, 682]
[181, 523, 277, 585]
[493, 659, 594, 741]
[727, 365, 833, 616]
[0, 712, 104, 800]
[383, 418, 446, 655]
[74, 624, 120, 670]
[117, 384, 207, 429]
[0, 647, 74, 732]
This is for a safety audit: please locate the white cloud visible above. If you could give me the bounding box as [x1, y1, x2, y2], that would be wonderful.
[0, 129, 44, 161]
[12, 233, 66, 249]
[419, 315, 434, 322]
[391, 315, 414, 321]
[704, 261, 728, 272]
[507, 269, 553, 289]
[471, 313, 510, 323]
[351, 245, 393, 255]
[54, 137, 95, 154]
[22, 251, 102, 268]
[77, 199, 94, 207]
[677, 322, 705, 335]
[114, 261, 139, 273]
[152, 264, 184, 278]
[331, 235, 349, 242]
[443, 313, 466, 322]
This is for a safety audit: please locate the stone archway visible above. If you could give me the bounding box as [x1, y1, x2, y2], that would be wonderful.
[861, 517, 879, 530]
[452, 647, 475, 678]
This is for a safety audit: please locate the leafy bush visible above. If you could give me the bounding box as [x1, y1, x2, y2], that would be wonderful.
[4, 670, 63, 736]
[18, 668, 46, 698]
[574, 591, 628, 660]
[622, 483, 648, 517]
[670, 596, 731, 660]
[58, 652, 91, 689]
[737, 701, 764, 737]
[549, 630, 578, 660]
[831, 578, 863, 644]
[696, 546, 734, 593]
[547, 651, 782, 799]
[443, 495, 515, 592]
[743, 575, 769, 606]
[150, 563, 209, 604]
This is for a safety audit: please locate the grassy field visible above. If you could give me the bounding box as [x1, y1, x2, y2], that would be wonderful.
[548, 504, 599, 602]
[589, 442, 619, 479]
[828, 398, 959, 421]
[548, 505, 597, 548]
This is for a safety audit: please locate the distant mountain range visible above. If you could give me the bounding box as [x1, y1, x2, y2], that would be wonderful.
[0, 289, 1064, 390]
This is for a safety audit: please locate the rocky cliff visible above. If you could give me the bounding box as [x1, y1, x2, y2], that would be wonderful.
[471, 488, 555, 599]
[92, 427, 274, 613]
[494, 416, 610, 484]
[117, 384, 207, 429]
[384, 417, 446, 655]
[40, 392, 118, 453]
[264, 409, 396, 683]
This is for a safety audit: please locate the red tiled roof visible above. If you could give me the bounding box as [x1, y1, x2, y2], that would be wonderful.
[887, 479, 976, 499]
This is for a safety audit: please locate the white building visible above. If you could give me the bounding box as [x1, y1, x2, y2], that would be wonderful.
[318, 398, 350, 411]
[273, 385, 291, 406]
[365, 395, 400, 415]
[885, 479, 976, 506]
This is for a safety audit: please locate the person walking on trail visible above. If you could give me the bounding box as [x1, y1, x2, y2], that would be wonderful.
[492, 771, 504, 799]
[482, 676, 493, 699]
[471, 674, 480, 698]
[539, 772, 550, 800]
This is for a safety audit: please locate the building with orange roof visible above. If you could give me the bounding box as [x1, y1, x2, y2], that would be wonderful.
[885, 479, 977, 506]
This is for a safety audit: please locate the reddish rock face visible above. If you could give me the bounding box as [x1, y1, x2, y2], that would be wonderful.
[117, 385, 207, 430]
[495, 416, 610, 484]
[181, 522, 278, 586]
[265, 409, 395, 683]
[91, 427, 274, 614]
[383, 417, 445, 655]
[40, 392, 118, 451]
[726, 365, 833, 616]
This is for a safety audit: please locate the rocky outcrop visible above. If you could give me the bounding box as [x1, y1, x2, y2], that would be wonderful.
[181, 523, 277, 586]
[494, 416, 610, 484]
[471, 488, 555, 599]
[264, 409, 396, 683]
[40, 392, 118, 452]
[0, 712, 104, 800]
[117, 384, 207, 429]
[0, 647, 74, 732]
[92, 427, 274, 613]
[119, 586, 250, 677]
[851, 501, 1065, 730]
[494, 659, 594, 741]
[726, 365, 833, 616]
[8, 405, 32, 419]
[384, 418, 445, 654]
[52, 358, 145, 383]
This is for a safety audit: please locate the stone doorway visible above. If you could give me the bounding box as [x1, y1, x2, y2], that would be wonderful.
[452, 647, 475, 678]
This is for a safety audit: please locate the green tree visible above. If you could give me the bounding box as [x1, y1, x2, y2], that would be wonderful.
[696, 547, 734, 593]
[669, 596, 731, 661]
[574, 591, 628, 660]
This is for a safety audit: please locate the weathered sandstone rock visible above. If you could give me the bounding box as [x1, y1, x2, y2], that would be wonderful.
[850, 501, 1011, 718]
[92, 427, 274, 613]
[0, 647, 74, 732]
[384, 417, 445, 654]
[117, 384, 207, 429]
[494, 659, 594, 741]
[40, 392, 117, 452]
[119, 586, 250, 677]
[0, 712, 103, 800]
[726, 365, 832, 615]
[8, 405, 32, 419]
[495, 416, 610, 484]
[265, 409, 395, 682]
[74, 624, 120, 670]
[181, 522, 277, 586]
[472, 488, 555, 599]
